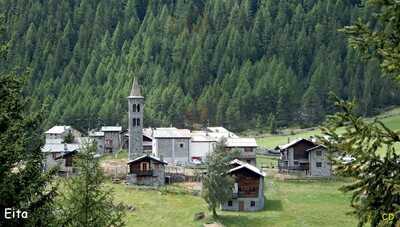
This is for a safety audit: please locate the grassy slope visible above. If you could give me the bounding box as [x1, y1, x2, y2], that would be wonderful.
[96, 110, 400, 226]
[256, 107, 400, 149]
[109, 176, 356, 227]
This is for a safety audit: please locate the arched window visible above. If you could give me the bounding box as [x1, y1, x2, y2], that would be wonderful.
[132, 104, 137, 112]
[132, 118, 136, 127]
[136, 118, 141, 127]
[137, 104, 140, 112]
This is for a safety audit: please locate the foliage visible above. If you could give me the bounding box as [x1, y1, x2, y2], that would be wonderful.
[202, 138, 238, 217]
[321, 99, 400, 226]
[341, 0, 400, 81]
[321, 1, 400, 226]
[56, 143, 125, 227]
[62, 131, 74, 143]
[0, 16, 57, 226]
[2, 0, 400, 130]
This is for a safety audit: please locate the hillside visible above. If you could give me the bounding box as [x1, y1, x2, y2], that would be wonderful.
[2, 0, 400, 132]
[255, 107, 400, 149]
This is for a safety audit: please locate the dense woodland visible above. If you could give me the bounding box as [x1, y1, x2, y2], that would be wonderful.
[1, 0, 400, 132]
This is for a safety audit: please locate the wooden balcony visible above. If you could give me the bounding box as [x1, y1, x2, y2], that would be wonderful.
[278, 160, 309, 171]
[131, 170, 154, 176]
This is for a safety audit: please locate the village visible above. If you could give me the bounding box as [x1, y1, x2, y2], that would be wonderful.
[42, 78, 333, 214]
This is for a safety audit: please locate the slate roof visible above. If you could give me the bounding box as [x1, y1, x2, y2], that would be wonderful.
[41, 143, 80, 153]
[228, 160, 266, 177]
[45, 126, 71, 134]
[277, 138, 316, 150]
[190, 131, 217, 142]
[89, 131, 104, 137]
[225, 138, 257, 147]
[101, 126, 122, 132]
[306, 144, 327, 152]
[153, 128, 191, 138]
[127, 154, 167, 165]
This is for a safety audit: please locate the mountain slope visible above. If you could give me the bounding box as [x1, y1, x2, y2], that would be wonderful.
[2, 0, 400, 131]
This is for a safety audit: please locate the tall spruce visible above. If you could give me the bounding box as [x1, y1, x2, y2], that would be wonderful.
[321, 0, 400, 226]
[202, 138, 238, 217]
[0, 15, 58, 227]
[57, 143, 125, 227]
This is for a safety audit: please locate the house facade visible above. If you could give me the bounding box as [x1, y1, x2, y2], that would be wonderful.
[45, 125, 81, 144]
[277, 139, 332, 177]
[222, 160, 265, 212]
[102, 126, 122, 153]
[41, 143, 80, 174]
[127, 155, 167, 186]
[225, 138, 258, 166]
[152, 128, 191, 165]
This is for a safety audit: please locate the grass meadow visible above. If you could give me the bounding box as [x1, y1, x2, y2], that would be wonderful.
[108, 175, 357, 227]
[92, 108, 400, 226]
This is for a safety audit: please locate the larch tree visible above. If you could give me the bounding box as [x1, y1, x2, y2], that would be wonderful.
[202, 138, 238, 218]
[321, 1, 400, 226]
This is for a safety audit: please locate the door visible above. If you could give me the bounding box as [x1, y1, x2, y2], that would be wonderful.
[239, 201, 244, 211]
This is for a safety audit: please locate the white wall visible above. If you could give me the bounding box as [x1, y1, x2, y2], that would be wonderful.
[189, 141, 216, 162]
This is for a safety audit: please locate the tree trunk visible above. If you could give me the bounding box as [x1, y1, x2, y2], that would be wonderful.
[212, 208, 217, 218]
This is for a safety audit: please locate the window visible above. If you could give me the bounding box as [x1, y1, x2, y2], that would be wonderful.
[52, 152, 60, 159]
[132, 118, 136, 127]
[294, 161, 299, 166]
[244, 147, 253, 152]
[246, 159, 251, 164]
[132, 104, 137, 112]
[179, 143, 184, 148]
[228, 201, 233, 206]
[137, 104, 140, 112]
[250, 201, 255, 207]
[316, 150, 322, 156]
[65, 156, 73, 167]
[136, 118, 140, 127]
[140, 162, 149, 171]
[316, 162, 322, 168]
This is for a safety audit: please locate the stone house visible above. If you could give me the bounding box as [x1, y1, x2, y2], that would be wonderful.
[45, 125, 81, 144]
[152, 128, 191, 165]
[225, 138, 258, 166]
[101, 126, 122, 153]
[127, 155, 167, 186]
[55, 150, 78, 175]
[222, 159, 265, 212]
[41, 143, 80, 174]
[88, 131, 105, 154]
[277, 138, 332, 177]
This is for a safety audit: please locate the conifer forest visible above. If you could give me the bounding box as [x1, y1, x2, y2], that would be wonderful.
[2, 0, 400, 132]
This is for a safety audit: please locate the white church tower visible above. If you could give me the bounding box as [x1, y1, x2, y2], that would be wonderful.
[128, 78, 144, 160]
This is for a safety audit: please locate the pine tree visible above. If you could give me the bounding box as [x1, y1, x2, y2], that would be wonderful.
[202, 138, 238, 218]
[0, 17, 58, 227]
[57, 143, 125, 227]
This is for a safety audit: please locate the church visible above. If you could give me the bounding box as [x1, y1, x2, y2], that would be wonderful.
[125, 78, 259, 166]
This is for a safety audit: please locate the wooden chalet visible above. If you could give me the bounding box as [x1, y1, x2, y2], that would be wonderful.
[277, 138, 332, 177]
[222, 159, 265, 212]
[127, 154, 167, 186]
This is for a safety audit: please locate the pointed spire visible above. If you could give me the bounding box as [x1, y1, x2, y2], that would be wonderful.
[130, 77, 142, 97]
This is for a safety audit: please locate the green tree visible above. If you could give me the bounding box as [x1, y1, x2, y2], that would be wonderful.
[57, 143, 125, 227]
[202, 139, 238, 218]
[0, 16, 57, 227]
[321, 1, 400, 226]
[63, 131, 75, 143]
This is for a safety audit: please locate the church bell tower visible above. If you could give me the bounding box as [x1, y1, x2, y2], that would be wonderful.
[128, 78, 144, 160]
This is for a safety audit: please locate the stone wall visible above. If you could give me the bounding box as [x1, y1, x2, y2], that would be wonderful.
[222, 176, 264, 211]
[309, 148, 331, 177]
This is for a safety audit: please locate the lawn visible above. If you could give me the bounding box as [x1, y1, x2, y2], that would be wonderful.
[256, 107, 400, 149]
[107, 176, 357, 227]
